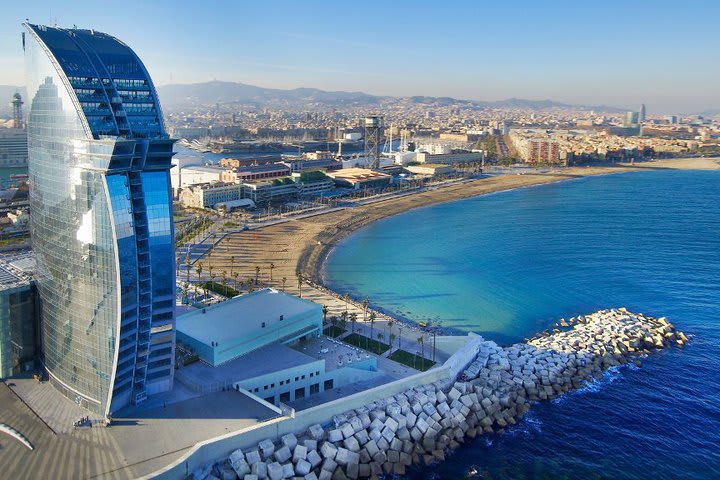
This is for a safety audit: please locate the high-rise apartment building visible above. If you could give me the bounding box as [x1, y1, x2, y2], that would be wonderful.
[528, 139, 560, 164]
[23, 24, 176, 416]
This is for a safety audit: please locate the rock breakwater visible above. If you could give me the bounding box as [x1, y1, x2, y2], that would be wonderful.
[199, 309, 685, 480]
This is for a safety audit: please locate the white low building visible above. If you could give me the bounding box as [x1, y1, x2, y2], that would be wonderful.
[415, 151, 483, 165]
[179, 182, 242, 209]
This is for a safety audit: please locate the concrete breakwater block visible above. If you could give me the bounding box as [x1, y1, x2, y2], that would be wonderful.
[215, 309, 683, 480]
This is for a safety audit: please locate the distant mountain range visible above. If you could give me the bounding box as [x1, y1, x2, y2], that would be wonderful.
[155, 80, 627, 112]
[156, 81, 381, 109]
[3, 81, 715, 116]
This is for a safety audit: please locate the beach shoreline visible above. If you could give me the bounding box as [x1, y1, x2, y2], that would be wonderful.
[206, 157, 719, 324]
[299, 157, 720, 285]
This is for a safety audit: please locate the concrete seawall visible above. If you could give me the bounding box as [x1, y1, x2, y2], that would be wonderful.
[152, 308, 686, 480]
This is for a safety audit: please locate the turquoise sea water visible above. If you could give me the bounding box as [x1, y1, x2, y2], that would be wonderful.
[325, 170, 720, 479]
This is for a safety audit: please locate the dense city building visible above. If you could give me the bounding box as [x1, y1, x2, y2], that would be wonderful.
[0, 252, 37, 379]
[24, 24, 176, 416]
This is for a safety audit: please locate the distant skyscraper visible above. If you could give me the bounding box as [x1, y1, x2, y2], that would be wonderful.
[23, 24, 176, 416]
[639, 104, 646, 122]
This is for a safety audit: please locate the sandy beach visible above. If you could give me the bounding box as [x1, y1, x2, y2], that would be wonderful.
[197, 158, 719, 328]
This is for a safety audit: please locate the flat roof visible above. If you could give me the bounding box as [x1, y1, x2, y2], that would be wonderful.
[178, 343, 320, 387]
[176, 288, 320, 347]
[182, 165, 225, 173]
[326, 168, 391, 180]
[216, 198, 256, 208]
[236, 164, 290, 173]
[0, 250, 33, 289]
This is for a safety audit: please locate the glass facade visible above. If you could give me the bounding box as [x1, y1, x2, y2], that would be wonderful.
[24, 24, 176, 416]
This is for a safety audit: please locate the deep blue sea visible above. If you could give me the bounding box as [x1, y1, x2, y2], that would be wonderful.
[325, 170, 720, 480]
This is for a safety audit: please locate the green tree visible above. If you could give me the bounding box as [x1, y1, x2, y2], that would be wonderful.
[376, 332, 385, 354]
[349, 312, 358, 334]
[282, 276, 287, 292]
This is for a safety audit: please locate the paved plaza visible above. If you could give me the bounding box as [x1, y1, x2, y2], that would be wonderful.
[0, 378, 280, 479]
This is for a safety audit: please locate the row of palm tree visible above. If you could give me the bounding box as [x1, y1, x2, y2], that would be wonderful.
[189, 259, 286, 298]
[319, 294, 436, 370]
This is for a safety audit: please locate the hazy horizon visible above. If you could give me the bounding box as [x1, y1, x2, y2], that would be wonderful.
[1, 0, 718, 113]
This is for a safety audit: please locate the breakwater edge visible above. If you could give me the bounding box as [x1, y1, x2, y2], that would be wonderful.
[197, 309, 685, 480]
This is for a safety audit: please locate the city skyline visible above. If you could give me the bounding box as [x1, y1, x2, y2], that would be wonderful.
[0, 0, 719, 113]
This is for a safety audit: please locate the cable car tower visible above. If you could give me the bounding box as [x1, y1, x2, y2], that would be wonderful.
[363, 115, 384, 169]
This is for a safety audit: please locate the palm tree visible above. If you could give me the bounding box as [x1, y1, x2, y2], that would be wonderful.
[389, 333, 397, 351]
[330, 315, 338, 336]
[322, 305, 329, 325]
[208, 265, 214, 288]
[368, 312, 376, 350]
[387, 319, 395, 337]
[255, 266, 261, 286]
[233, 271, 239, 291]
[269, 263, 275, 284]
[185, 253, 191, 283]
[361, 298, 369, 323]
[417, 336, 426, 370]
[397, 325, 403, 352]
[281, 276, 287, 292]
[376, 332, 385, 354]
[221, 271, 228, 296]
[181, 283, 188, 304]
[296, 273, 303, 298]
[349, 312, 358, 334]
[431, 321, 442, 362]
[230, 255, 235, 281]
[338, 316, 347, 336]
[196, 263, 203, 285]
[343, 293, 350, 316]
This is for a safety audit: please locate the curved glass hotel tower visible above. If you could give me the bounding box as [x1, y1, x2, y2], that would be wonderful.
[23, 24, 176, 416]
